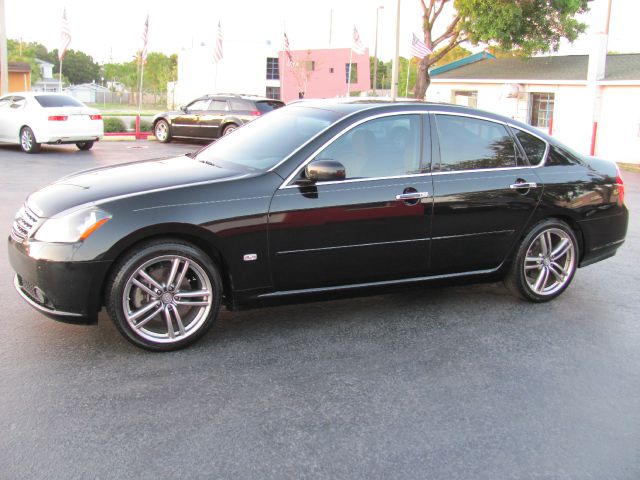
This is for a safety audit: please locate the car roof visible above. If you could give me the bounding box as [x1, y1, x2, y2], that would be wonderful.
[285, 98, 554, 144]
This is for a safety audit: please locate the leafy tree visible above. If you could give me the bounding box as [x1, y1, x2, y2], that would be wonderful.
[51, 48, 100, 85]
[415, 0, 588, 97]
[431, 45, 471, 68]
[142, 52, 177, 95]
[6, 39, 59, 85]
[370, 58, 391, 91]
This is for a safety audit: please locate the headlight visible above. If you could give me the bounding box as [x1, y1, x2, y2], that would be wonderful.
[33, 207, 111, 243]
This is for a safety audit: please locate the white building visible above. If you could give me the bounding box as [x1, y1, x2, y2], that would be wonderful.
[32, 59, 58, 92]
[169, 41, 281, 108]
[427, 53, 640, 164]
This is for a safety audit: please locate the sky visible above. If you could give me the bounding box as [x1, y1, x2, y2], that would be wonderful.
[5, 0, 639, 65]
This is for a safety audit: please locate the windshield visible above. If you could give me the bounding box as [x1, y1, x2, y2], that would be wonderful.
[35, 95, 85, 108]
[195, 106, 339, 171]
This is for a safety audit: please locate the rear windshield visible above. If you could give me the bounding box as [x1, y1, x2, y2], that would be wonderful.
[255, 100, 284, 113]
[35, 95, 84, 108]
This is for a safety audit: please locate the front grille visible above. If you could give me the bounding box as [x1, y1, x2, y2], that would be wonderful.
[11, 204, 40, 243]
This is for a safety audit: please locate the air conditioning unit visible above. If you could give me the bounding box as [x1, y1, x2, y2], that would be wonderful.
[501, 83, 523, 98]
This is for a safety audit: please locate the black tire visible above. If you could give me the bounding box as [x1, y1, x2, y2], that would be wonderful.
[154, 119, 172, 143]
[504, 218, 579, 303]
[76, 141, 94, 151]
[20, 127, 41, 153]
[222, 123, 239, 136]
[106, 239, 222, 351]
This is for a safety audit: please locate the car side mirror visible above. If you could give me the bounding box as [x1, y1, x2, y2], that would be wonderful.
[180, 105, 187, 113]
[302, 160, 346, 183]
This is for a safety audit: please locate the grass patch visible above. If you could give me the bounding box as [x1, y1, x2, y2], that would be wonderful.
[618, 162, 640, 173]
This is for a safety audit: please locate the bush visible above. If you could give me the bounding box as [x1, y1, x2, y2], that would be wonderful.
[130, 118, 152, 132]
[103, 117, 127, 133]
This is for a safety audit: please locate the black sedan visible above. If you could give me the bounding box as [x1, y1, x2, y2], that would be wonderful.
[9, 100, 628, 350]
[152, 94, 284, 143]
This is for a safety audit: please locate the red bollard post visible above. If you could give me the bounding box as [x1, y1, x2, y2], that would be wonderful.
[135, 115, 141, 140]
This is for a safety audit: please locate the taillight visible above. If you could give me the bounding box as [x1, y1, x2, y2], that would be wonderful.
[251, 110, 261, 116]
[48, 115, 67, 121]
[90, 114, 102, 120]
[615, 164, 625, 206]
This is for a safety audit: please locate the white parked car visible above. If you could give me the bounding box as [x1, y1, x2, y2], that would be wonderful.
[0, 92, 104, 153]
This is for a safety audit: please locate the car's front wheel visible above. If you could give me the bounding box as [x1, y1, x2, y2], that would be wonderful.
[505, 218, 578, 302]
[106, 240, 222, 351]
[20, 127, 41, 153]
[154, 119, 172, 143]
[76, 141, 94, 151]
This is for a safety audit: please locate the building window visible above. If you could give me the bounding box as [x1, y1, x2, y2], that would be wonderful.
[345, 63, 357, 83]
[266, 57, 280, 80]
[451, 90, 478, 108]
[329, 67, 334, 73]
[529, 93, 554, 128]
[265, 86, 280, 100]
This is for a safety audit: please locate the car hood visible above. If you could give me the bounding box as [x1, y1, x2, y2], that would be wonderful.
[28, 156, 250, 217]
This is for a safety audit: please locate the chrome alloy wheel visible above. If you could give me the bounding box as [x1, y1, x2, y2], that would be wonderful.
[21, 129, 33, 150]
[122, 255, 213, 344]
[155, 121, 168, 141]
[523, 228, 576, 296]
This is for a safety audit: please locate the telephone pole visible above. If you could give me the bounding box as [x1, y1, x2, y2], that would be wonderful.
[0, 0, 9, 95]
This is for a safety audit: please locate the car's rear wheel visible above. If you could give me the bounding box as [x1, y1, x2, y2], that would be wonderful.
[20, 127, 41, 153]
[505, 218, 578, 302]
[76, 141, 94, 151]
[106, 240, 222, 351]
[154, 119, 171, 143]
[222, 123, 238, 136]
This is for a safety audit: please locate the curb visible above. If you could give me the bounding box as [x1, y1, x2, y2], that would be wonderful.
[101, 136, 157, 142]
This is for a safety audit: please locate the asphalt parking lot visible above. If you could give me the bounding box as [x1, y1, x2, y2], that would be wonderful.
[0, 141, 638, 480]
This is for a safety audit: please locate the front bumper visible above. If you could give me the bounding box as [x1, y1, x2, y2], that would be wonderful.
[8, 237, 111, 324]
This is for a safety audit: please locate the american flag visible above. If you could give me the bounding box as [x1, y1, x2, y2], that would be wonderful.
[284, 32, 294, 67]
[352, 26, 366, 55]
[140, 15, 149, 65]
[214, 21, 223, 63]
[58, 8, 71, 61]
[410, 33, 431, 59]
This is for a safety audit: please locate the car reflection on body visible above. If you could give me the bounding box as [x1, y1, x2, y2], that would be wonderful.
[0, 92, 103, 153]
[8, 100, 628, 350]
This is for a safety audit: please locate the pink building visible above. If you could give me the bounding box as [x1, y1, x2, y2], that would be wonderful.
[278, 48, 371, 103]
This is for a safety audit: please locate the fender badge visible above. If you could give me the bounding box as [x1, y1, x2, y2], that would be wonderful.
[243, 254, 258, 261]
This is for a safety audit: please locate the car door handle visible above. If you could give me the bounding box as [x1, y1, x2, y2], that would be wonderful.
[395, 192, 430, 200]
[509, 182, 537, 189]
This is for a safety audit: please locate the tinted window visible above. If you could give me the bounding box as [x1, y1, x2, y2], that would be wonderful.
[546, 145, 584, 166]
[186, 99, 209, 111]
[316, 115, 422, 179]
[34, 95, 84, 108]
[435, 115, 516, 171]
[0, 97, 11, 108]
[514, 129, 546, 165]
[255, 100, 284, 113]
[195, 106, 338, 171]
[229, 99, 250, 110]
[208, 100, 228, 111]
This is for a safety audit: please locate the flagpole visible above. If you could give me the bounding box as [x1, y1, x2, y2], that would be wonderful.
[405, 58, 410, 98]
[215, 63, 218, 93]
[138, 61, 144, 116]
[59, 58, 63, 92]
